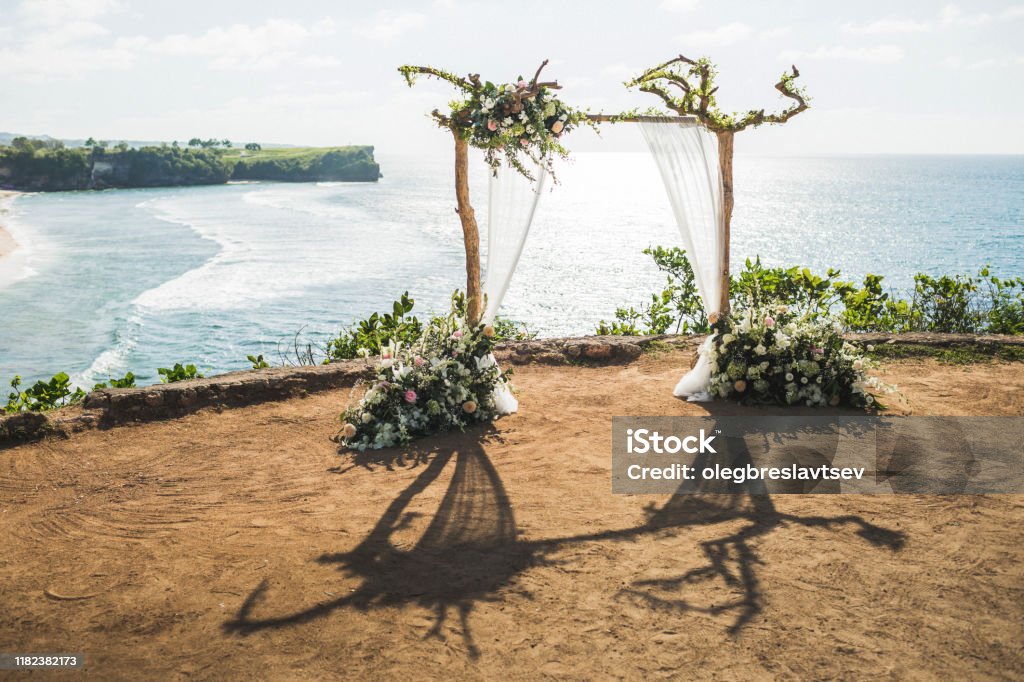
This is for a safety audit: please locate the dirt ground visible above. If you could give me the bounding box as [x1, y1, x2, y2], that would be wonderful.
[1, 350, 1022, 680]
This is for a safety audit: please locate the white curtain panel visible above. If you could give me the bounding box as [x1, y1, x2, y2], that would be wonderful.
[482, 159, 546, 415]
[639, 119, 725, 401]
[482, 160, 547, 322]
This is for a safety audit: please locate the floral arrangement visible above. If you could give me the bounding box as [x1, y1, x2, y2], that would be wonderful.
[399, 61, 593, 180]
[339, 298, 509, 450]
[458, 79, 584, 179]
[704, 303, 891, 408]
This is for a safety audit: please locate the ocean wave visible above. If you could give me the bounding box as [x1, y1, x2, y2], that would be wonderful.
[76, 311, 143, 387]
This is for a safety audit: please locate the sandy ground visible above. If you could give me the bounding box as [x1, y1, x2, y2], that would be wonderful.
[1, 351, 1022, 680]
[0, 191, 19, 260]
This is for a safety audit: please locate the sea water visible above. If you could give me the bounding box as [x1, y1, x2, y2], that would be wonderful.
[0, 152, 1021, 387]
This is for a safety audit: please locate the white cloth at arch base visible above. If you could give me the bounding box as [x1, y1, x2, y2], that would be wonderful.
[482, 159, 547, 414]
[639, 119, 725, 402]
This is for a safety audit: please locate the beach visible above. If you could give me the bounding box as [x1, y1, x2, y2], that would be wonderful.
[0, 190, 19, 259]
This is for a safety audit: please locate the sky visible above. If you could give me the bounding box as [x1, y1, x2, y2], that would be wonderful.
[1, 0, 1022, 155]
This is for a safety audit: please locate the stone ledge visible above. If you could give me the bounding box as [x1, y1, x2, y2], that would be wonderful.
[1, 332, 1019, 448]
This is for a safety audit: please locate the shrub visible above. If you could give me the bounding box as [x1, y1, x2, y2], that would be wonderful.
[339, 296, 507, 450]
[92, 372, 136, 390]
[158, 363, 203, 383]
[326, 292, 422, 361]
[5, 373, 85, 412]
[601, 246, 1023, 336]
[704, 303, 890, 408]
[247, 354, 271, 369]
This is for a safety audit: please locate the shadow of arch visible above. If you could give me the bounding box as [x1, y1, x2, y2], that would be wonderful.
[225, 420, 906, 655]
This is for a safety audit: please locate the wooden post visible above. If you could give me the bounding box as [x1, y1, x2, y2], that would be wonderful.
[453, 130, 483, 326]
[716, 130, 734, 318]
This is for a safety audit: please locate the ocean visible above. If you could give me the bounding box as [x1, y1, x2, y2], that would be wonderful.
[1, 152, 1021, 388]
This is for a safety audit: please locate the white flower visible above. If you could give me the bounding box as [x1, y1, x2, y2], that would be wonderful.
[754, 344, 767, 356]
[785, 373, 794, 381]
[503, 117, 513, 126]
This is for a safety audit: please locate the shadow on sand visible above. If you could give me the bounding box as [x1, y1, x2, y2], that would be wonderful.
[224, 420, 905, 658]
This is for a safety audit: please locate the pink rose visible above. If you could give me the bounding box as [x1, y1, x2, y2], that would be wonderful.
[414, 356, 426, 366]
[517, 79, 527, 88]
[452, 330, 463, 338]
[404, 390, 417, 403]
[487, 119, 497, 132]
[520, 138, 529, 146]
[381, 351, 390, 359]
[764, 316, 775, 328]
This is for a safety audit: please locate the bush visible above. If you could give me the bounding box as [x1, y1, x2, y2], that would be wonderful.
[327, 292, 536, 362]
[158, 363, 203, 383]
[5, 373, 85, 412]
[600, 246, 1023, 336]
[339, 295, 508, 450]
[92, 372, 136, 390]
[704, 303, 889, 408]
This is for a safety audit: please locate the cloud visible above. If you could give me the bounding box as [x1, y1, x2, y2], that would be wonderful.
[352, 10, 425, 41]
[759, 26, 792, 39]
[1002, 5, 1024, 18]
[779, 45, 904, 64]
[943, 55, 1023, 70]
[16, 0, 120, 24]
[0, 1, 134, 77]
[136, 19, 338, 70]
[659, 0, 700, 11]
[841, 19, 930, 34]
[678, 22, 753, 48]
[939, 4, 991, 26]
[0, 37, 138, 77]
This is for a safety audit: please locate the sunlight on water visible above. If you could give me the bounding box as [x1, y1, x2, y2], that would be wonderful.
[0, 152, 1021, 387]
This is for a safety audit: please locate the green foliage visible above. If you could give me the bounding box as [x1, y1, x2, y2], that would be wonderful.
[92, 372, 136, 390]
[598, 246, 708, 336]
[229, 146, 379, 182]
[157, 363, 204, 383]
[0, 142, 378, 190]
[601, 246, 1023, 336]
[398, 63, 595, 181]
[491, 317, 537, 341]
[625, 55, 809, 132]
[339, 295, 506, 450]
[248, 354, 271, 369]
[326, 292, 422, 361]
[244, 142, 262, 151]
[5, 373, 85, 413]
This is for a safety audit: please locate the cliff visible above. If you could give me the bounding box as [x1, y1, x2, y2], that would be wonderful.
[0, 144, 380, 191]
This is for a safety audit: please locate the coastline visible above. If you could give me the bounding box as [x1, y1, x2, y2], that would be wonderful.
[0, 190, 20, 259]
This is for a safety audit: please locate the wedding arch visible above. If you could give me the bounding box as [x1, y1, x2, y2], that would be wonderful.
[398, 54, 809, 402]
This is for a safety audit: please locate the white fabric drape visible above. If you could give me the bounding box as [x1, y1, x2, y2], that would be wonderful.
[639, 119, 725, 402]
[482, 160, 546, 322]
[482, 159, 546, 415]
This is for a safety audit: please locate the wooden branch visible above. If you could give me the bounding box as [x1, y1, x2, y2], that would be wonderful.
[762, 65, 808, 124]
[586, 114, 699, 122]
[530, 59, 549, 87]
[629, 54, 695, 85]
[400, 65, 474, 92]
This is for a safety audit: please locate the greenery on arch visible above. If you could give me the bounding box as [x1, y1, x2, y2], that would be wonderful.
[398, 60, 595, 181]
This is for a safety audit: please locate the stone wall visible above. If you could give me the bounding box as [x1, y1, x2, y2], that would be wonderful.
[1, 333, 1019, 448]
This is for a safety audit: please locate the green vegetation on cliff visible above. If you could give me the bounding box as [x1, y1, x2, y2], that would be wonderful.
[0, 138, 379, 191]
[227, 146, 380, 182]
